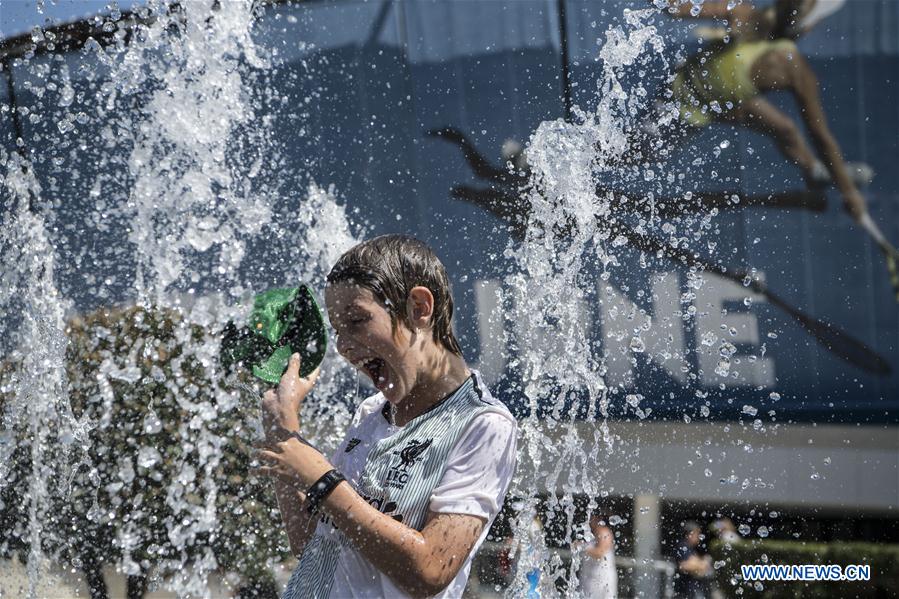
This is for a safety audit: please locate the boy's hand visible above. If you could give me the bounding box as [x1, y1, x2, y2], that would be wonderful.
[250, 437, 314, 494]
[260, 353, 320, 440]
[255, 436, 334, 489]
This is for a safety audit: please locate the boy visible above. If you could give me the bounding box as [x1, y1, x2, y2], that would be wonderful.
[256, 234, 518, 598]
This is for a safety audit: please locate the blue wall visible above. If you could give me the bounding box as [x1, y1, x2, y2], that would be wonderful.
[3, 0, 897, 423]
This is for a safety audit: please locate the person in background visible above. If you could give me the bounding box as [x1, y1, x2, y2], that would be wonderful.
[708, 518, 742, 599]
[674, 520, 713, 599]
[710, 517, 741, 546]
[497, 532, 516, 588]
[576, 513, 618, 599]
[522, 514, 547, 598]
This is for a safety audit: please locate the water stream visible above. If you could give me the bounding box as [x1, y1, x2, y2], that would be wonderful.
[0, 1, 762, 597]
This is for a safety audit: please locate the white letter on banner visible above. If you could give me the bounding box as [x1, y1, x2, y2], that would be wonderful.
[695, 272, 774, 387]
[600, 271, 687, 387]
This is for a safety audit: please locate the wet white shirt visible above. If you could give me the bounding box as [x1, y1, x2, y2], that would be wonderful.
[324, 391, 518, 599]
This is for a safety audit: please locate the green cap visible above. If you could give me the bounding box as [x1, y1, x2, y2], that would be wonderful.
[220, 284, 327, 383]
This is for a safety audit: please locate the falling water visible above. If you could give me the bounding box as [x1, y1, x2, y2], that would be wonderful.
[1, 1, 360, 596]
[499, 1, 784, 591]
[0, 150, 89, 598]
[502, 6, 715, 595]
[1, 0, 788, 596]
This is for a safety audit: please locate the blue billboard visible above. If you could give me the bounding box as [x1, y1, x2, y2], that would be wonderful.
[3, 0, 897, 424]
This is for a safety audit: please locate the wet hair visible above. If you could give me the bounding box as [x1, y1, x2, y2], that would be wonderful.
[326, 234, 464, 357]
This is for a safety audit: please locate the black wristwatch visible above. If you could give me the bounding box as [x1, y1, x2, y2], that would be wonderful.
[305, 469, 347, 515]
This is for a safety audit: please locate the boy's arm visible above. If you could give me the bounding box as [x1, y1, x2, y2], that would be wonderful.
[321, 490, 486, 597]
[259, 410, 517, 597]
[258, 353, 322, 556]
[271, 479, 318, 557]
[259, 443, 487, 597]
[321, 410, 516, 596]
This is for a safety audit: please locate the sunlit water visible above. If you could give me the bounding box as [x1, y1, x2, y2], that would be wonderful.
[499, 6, 768, 595]
[1, 150, 86, 598]
[502, 9, 674, 595]
[2, 1, 358, 597]
[0, 1, 768, 598]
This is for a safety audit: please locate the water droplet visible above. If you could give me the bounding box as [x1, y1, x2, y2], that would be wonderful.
[58, 86, 75, 108]
[718, 341, 736, 358]
[137, 446, 161, 469]
[87, 501, 103, 522]
[143, 411, 162, 434]
[715, 357, 731, 377]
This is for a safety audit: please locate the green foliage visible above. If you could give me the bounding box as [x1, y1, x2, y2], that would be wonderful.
[1, 305, 291, 589]
[710, 538, 899, 598]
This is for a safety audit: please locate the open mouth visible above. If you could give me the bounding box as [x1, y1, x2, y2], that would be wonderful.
[360, 357, 389, 390]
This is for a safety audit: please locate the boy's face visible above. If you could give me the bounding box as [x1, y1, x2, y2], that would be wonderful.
[325, 282, 416, 404]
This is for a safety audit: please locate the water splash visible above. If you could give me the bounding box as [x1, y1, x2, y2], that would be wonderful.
[504, 8, 672, 594]
[88, 1, 273, 299]
[2, 1, 361, 596]
[0, 151, 88, 598]
[80, 4, 281, 594]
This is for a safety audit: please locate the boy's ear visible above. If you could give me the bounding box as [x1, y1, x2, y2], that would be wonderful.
[407, 286, 435, 327]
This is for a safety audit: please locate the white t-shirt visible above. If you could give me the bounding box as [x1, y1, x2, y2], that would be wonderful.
[324, 387, 517, 598]
[578, 548, 617, 599]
